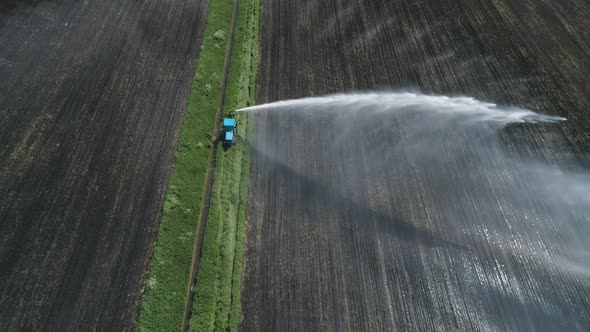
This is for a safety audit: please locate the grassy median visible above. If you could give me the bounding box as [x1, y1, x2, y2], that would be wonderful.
[188, 0, 260, 328]
[138, 0, 237, 329]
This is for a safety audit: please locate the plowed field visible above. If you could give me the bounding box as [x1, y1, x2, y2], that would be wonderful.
[0, 0, 207, 330]
[241, 0, 590, 330]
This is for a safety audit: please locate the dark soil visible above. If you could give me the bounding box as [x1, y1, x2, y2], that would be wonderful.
[241, 0, 590, 330]
[0, 0, 208, 330]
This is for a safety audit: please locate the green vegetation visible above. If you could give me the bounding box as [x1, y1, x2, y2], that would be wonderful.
[139, 0, 259, 328]
[138, 0, 238, 329]
[189, 0, 260, 328]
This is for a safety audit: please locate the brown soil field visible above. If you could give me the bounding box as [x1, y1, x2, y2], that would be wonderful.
[241, 0, 590, 330]
[0, 0, 208, 330]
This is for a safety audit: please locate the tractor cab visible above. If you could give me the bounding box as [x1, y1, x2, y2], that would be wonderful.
[221, 112, 237, 145]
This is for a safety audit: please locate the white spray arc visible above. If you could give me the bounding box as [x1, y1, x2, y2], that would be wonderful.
[238, 91, 565, 125]
[242, 91, 590, 329]
[242, 91, 590, 276]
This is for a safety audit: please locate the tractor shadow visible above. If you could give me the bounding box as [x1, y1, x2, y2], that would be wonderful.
[221, 141, 232, 152]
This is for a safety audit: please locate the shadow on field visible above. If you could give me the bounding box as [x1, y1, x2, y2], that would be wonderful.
[0, 0, 42, 12]
[249, 142, 469, 251]
[0, 0, 66, 29]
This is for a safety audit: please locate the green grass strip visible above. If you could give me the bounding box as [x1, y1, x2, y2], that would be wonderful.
[189, 0, 260, 328]
[138, 0, 237, 329]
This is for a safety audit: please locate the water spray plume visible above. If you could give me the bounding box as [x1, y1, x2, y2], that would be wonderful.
[245, 91, 589, 329]
[238, 91, 566, 125]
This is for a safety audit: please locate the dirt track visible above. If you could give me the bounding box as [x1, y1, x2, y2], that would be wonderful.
[241, 0, 590, 330]
[0, 0, 207, 330]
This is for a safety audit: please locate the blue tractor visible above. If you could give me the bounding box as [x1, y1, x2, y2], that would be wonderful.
[221, 112, 238, 146]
